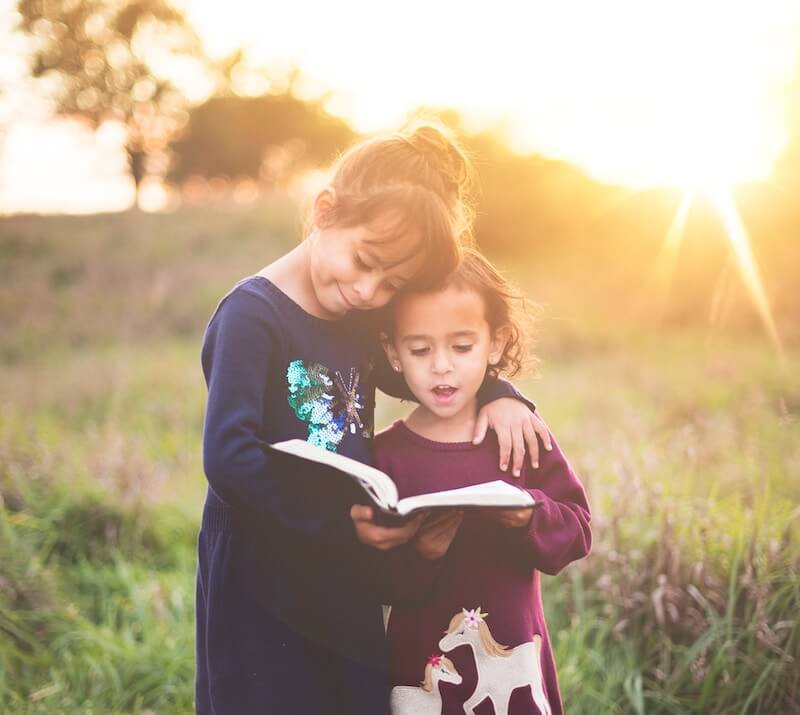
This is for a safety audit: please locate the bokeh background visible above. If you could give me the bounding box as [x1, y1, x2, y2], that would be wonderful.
[1, 1, 798, 713]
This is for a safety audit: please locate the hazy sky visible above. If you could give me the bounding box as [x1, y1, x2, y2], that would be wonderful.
[1, 0, 799, 214]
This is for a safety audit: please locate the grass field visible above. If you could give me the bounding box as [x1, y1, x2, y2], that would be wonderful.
[1, 202, 798, 713]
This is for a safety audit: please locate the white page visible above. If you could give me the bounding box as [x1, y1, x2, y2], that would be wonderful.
[395, 480, 534, 516]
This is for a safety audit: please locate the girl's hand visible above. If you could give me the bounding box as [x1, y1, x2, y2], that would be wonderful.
[350, 505, 423, 550]
[414, 510, 464, 560]
[484, 506, 534, 529]
[473, 399, 552, 477]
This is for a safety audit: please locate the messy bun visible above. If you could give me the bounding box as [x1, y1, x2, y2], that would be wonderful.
[400, 124, 473, 207]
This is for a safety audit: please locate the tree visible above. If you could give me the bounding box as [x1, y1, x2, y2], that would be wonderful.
[17, 0, 203, 204]
[168, 90, 356, 187]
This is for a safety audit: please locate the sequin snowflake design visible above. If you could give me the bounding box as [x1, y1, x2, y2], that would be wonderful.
[286, 360, 372, 451]
[334, 368, 364, 435]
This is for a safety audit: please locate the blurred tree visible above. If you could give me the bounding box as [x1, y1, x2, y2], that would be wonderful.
[406, 106, 623, 255]
[17, 0, 203, 205]
[168, 88, 356, 187]
[468, 132, 615, 255]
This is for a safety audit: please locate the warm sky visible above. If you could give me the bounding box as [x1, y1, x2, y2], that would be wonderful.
[1, 0, 799, 213]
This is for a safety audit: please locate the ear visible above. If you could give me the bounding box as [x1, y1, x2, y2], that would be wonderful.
[312, 186, 337, 228]
[380, 332, 403, 373]
[488, 324, 511, 366]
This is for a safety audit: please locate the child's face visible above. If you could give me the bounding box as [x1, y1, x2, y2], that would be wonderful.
[385, 286, 509, 423]
[309, 206, 423, 318]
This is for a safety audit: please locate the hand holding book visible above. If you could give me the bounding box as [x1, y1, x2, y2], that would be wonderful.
[351, 504, 425, 550]
[264, 439, 537, 526]
[483, 507, 536, 529]
[414, 510, 464, 560]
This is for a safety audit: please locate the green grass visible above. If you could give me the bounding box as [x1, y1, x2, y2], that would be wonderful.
[0, 417, 196, 713]
[524, 339, 800, 714]
[1, 204, 798, 713]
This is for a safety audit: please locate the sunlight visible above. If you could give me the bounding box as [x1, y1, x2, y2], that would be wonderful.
[2, 0, 798, 214]
[177, 0, 799, 191]
[500, 1, 794, 191]
[645, 186, 784, 355]
[648, 191, 694, 314]
[709, 189, 784, 357]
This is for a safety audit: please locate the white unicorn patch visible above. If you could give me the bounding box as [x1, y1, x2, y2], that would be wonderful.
[438, 607, 552, 715]
[390, 654, 462, 714]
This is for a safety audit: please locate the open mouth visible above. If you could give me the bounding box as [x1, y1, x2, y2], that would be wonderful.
[431, 385, 458, 402]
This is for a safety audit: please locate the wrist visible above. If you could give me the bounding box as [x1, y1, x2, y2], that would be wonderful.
[501, 509, 534, 529]
[414, 539, 446, 561]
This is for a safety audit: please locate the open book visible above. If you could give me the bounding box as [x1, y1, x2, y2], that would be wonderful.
[264, 438, 536, 524]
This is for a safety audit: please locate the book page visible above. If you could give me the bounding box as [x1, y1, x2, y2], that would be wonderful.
[395, 480, 534, 517]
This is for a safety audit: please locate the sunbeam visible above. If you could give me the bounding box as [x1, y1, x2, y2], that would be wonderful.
[710, 189, 785, 359]
[648, 191, 694, 316]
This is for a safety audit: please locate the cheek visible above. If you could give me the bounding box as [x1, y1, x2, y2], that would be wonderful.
[401, 360, 429, 386]
[315, 237, 353, 279]
[334, 253, 357, 278]
[461, 350, 491, 377]
[365, 286, 395, 309]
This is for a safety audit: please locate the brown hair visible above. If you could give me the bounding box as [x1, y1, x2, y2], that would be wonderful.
[322, 123, 475, 288]
[390, 247, 537, 378]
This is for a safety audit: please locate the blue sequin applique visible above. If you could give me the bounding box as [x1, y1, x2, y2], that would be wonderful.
[286, 360, 371, 451]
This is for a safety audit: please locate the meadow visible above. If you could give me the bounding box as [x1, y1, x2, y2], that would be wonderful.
[0, 201, 798, 714]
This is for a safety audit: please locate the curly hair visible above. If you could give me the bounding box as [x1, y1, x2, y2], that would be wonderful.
[387, 247, 538, 378]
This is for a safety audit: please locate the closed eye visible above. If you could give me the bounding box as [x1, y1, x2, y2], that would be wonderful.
[354, 253, 373, 271]
[410, 347, 430, 356]
[453, 344, 473, 353]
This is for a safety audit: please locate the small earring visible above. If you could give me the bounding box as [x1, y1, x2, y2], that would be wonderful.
[393, 364, 402, 372]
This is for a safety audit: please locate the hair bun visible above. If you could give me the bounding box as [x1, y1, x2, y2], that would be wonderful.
[401, 123, 473, 199]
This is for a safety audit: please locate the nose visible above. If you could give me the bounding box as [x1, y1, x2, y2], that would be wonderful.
[352, 274, 382, 305]
[431, 350, 453, 375]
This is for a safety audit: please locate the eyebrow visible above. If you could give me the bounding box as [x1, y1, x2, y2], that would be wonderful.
[359, 249, 418, 289]
[401, 330, 479, 342]
[361, 247, 384, 266]
[362, 239, 421, 273]
[363, 247, 409, 272]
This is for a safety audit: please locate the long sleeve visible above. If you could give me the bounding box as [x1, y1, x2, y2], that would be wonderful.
[201, 288, 344, 537]
[500, 431, 591, 575]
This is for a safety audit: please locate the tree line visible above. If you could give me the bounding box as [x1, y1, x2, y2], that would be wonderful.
[12, 0, 800, 316]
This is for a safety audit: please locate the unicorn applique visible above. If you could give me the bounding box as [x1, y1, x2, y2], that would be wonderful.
[439, 608, 552, 715]
[390, 654, 463, 714]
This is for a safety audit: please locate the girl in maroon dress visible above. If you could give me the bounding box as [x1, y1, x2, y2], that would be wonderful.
[377, 248, 592, 715]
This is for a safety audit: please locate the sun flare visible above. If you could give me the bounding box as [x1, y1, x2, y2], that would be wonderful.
[171, 0, 799, 192]
[710, 189, 784, 356]
[2, 0, 798, 215]
[650, 187, 785, 355]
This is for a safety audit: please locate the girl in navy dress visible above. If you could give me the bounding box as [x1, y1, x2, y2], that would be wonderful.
[196, 126, 550, 714]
